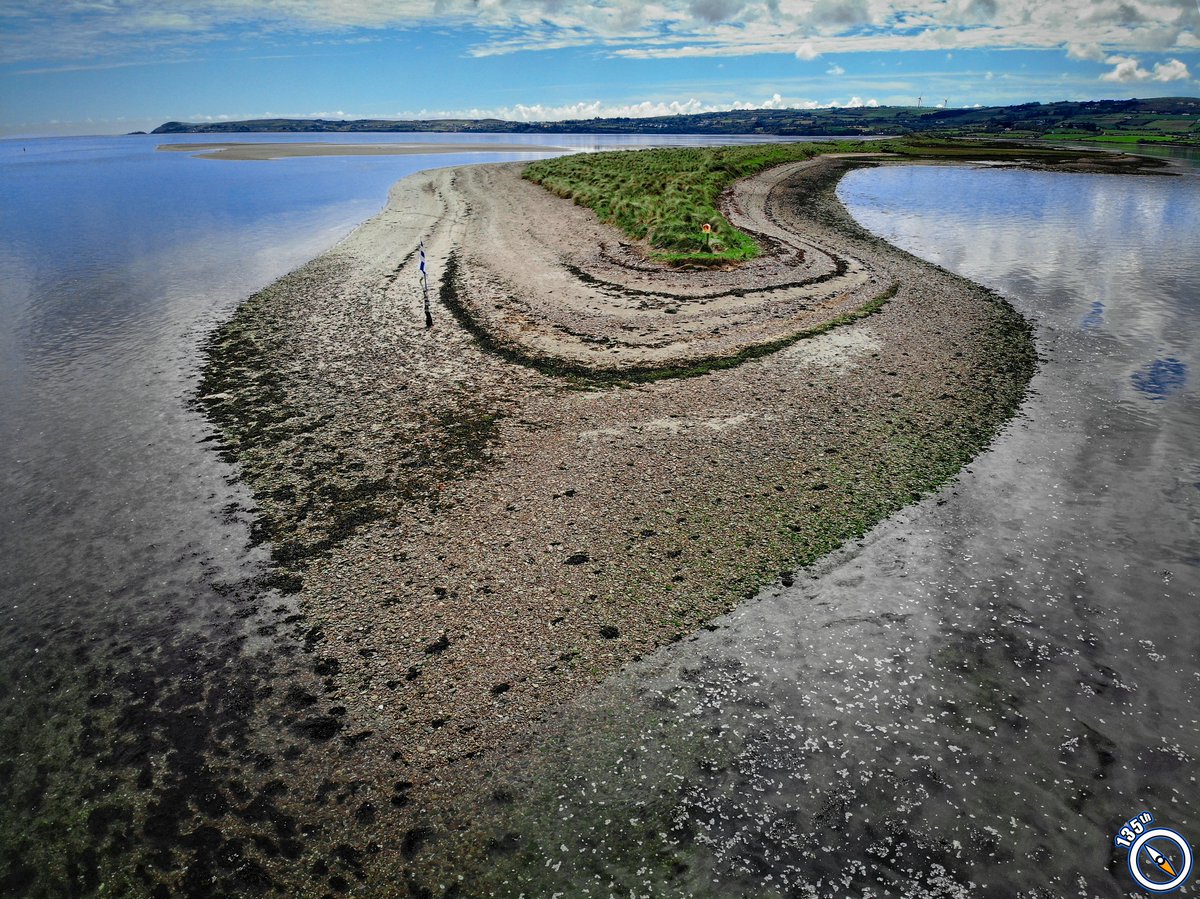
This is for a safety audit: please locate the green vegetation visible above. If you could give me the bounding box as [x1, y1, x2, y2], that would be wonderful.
[903, 97, 1200, 145]
[523, 140, 861, 260]
[1041, 131, 1179, 143]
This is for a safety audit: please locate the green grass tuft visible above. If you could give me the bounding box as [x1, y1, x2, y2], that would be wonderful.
[523, 140, 867, 261]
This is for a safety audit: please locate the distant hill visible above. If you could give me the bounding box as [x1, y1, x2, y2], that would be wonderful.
[152, 98, 1200, 144]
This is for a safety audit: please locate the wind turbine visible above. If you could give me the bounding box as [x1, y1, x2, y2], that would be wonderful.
[916, 96, 923, 109]
[942, 97, 949, 108]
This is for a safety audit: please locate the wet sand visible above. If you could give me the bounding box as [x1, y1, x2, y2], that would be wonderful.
[198, 150, 1039, 883]
[157, 141, 567, 160]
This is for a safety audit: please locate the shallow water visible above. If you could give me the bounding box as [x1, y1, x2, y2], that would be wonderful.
[0, 131, 843, 896]
[0, 134, 567, 629]
[0, 133, 561, 896]
[461, 162, 1200, 897]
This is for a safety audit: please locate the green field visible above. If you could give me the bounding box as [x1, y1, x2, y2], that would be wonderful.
[1040, 131, 1182, 143]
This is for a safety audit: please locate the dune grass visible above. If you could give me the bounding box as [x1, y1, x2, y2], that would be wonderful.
[522, 140, 865, 263]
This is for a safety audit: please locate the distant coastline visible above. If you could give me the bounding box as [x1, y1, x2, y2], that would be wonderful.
[157, 140, 567, 160]
[150, 96, 1200, 145]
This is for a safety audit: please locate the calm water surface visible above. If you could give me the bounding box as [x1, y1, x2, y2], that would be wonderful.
[0, 130, 836, 620]
[461, 161, 1200, 898]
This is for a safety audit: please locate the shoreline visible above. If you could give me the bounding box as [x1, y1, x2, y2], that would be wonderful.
[197, 150, 1041, 865]
[158, 140, 568, 160]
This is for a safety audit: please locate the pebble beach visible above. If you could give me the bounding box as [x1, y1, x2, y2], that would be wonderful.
[198, 153, 1038, 849]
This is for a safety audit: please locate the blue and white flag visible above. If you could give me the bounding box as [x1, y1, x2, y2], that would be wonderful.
[419, 239, 433, 327]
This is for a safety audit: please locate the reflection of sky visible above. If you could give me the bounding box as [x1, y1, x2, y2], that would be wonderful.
[1132, 357, 1188, 398]
[0, 132, 806, 399]
[1081, 300, 1104, 329]
[0, 130, 855, 603]
[5, 133, 761, 589]
[838, 164, 1200, 406]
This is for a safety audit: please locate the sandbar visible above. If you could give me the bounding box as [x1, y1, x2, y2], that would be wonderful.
[157, 140, 568, 160]
[198, 150, 1039, 868]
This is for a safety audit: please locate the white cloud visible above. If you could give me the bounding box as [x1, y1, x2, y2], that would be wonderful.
[688, 0, 744, 25]
[1066, 42, 1107, 62]
[1101, 55, 1152, 82]
[2, 0, 1198, 63]
[1150, 57, 1192, 81]
[14, 57, 197, 75]
[826, 63, 845, 75]
[402, 93, 878, 120]
[183, 92, 884, 123]
[1101, 54, 1192, 82]
[809, 0, 873, 30]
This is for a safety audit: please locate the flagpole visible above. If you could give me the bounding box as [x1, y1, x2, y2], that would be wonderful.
[420, 240, 432, 328]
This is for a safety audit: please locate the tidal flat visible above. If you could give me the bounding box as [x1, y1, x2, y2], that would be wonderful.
[193, 145, 1055, 891]
[157, 142, 568, 160]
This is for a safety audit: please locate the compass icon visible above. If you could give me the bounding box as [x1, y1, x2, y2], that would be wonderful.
[1128, 827, 1194, 893]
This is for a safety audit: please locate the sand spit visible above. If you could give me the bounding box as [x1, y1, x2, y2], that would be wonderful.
[199, 153, 1038, 886]
[446, 157, 890, 372]
[158, 141, 567, 160]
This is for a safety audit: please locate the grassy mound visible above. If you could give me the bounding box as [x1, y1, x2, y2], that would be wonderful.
[522, 140, 864, 262]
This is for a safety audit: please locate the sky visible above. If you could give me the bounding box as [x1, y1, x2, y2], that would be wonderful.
[1, 0, 1198, 137]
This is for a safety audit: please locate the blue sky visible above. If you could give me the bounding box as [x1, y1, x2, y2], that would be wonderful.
[1, 1, 1198, 137]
